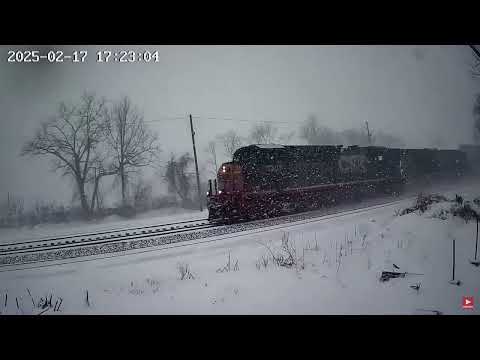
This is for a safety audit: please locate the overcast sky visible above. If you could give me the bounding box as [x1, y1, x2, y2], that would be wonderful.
[1, 45, 479, 207]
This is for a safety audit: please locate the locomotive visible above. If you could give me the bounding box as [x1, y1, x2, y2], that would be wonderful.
[206, 144, 469, 223]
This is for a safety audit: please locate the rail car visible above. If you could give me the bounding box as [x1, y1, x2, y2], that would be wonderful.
[459, 144, 480, 174]
[206, 144, 468, 223]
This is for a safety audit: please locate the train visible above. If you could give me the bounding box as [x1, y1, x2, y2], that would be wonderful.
[206, 143, 479, 223]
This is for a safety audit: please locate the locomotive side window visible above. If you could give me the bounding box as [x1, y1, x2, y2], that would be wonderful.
[217, 163, 244, 194]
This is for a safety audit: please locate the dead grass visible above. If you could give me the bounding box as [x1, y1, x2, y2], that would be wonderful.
[258, 232, 305, 271]
[177, 263, 195, 280]
[217, 252, 239, 273]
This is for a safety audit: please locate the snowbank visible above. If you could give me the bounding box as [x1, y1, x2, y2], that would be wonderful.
[0, 207, 208, 245]
[1, 183, 479, 314]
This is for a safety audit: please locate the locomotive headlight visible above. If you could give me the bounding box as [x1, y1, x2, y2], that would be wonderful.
[222, 166, 226, 173]
[218, 190, 222, 194]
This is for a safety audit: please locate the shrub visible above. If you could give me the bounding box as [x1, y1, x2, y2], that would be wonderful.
[260, 232, 305, 270]
[399, 193, 448, 216]
[451, 201, 479, 223]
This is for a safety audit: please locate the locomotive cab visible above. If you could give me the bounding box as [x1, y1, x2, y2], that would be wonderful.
[207, 162, 245, 221]
[216, 162, 244, 194]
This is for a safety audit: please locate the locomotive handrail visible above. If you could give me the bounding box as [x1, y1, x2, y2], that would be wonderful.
[282, 178, 391, 192]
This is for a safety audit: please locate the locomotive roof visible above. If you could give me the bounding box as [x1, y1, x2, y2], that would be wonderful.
[234, 144, 388, 157]
[232, 144, 466, 161]
[233, 144, 346, 164]
[253, 144, 286, 149]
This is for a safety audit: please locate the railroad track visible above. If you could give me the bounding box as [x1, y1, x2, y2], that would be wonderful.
[0, 218, 212, 256]
[0, 195, 417, 271]
[0, 194, 417, 268]
[0, 193, 405, 257]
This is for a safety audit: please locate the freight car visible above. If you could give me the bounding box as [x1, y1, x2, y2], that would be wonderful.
[459, 144, 480, 174]
[206, 144, 468, 223]
[401, 148, 467, 183]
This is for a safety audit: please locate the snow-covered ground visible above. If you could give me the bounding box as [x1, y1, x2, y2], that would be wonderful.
[0, 207, 208, 245]
[1, 181, 479, 315]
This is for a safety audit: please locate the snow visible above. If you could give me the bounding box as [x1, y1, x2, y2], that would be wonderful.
[254, 144, 285, 149]
[0, 207, 208, 245]
[1, 181, 479, 314]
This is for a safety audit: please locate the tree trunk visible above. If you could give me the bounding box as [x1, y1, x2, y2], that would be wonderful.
[91, 176, 101, 213]
[120, 164, 126, 207]
[77, 180, 90, 218]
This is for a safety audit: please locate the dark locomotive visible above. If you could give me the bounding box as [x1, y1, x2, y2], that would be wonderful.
[206, 144, 470, 222]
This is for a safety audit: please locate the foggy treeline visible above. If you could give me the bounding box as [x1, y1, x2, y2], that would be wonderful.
[0, 92, 163, 227]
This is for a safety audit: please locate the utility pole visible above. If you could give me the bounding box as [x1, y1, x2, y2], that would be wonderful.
[365, 121, 372, 145]
[189, 114, 203, 211]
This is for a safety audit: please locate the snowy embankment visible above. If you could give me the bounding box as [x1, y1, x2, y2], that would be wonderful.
[0, 182, 479, 314]
[0, 207, 208, 245]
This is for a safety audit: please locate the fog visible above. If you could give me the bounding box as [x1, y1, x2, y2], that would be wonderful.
[0, 45, 479, 208]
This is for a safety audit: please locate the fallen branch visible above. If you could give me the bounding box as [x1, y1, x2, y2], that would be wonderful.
[37, 307, 51, 315]
[380, 271, 424, 282]
[416, 308, 442, 315]
[410, 283, 421, 292]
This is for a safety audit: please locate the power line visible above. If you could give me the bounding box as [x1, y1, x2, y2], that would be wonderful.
[145, 115, 310, 126]
[192, 115, 307, 125]
[144, 116, 188, 123]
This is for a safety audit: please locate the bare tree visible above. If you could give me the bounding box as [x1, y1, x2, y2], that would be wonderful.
[21, 92, 106, 217]
[87, 154, 117, 212]
[469, 46, 480, 142]
[278, 130, 296, 144]
[132, 178, 153, 210]
[300, 115, 341, 145]
[300, 115, 404, 147]
[470, 45, 480, 78]
[217, 130, 244, 158]
[474, 94, 480, 143]
[339, 128, 370, 146]
[164, 153, 194, 204]
[374, 131, 405, 147]
[103, 96, 160, 207]
[249, 123, 278, 144]
[204, 141, 218, 176]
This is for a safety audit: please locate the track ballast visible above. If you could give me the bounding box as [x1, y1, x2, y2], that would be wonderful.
[0, 194, 415, 268]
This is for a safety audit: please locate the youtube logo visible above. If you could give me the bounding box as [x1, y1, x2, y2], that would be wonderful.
[462, 296, 474, 310]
